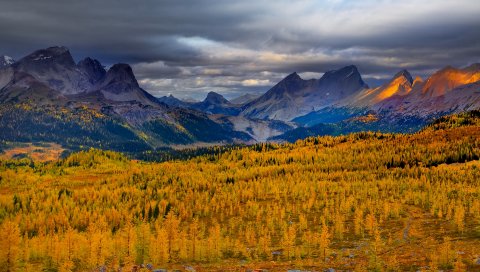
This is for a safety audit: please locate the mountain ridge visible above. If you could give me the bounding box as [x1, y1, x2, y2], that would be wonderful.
[1, 46, 479, 149]
[241, 65, 369, 121]
[0, 46, 257, 150]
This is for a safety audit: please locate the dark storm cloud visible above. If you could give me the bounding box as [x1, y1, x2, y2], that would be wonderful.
[0, 0, 258, 62]
[0, 0, 479, 99]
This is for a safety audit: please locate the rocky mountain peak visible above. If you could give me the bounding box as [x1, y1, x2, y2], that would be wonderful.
[9, 46, 95, 95]
[267, 72, 307, 97]
[323, 65, 361, 80]
[318, 65, 368, 94]
[342, 65, 359, 74]
[393, 69, 413, 85]
[230, 93, 260, 104]
[158, 94, 185, 106]
[422, 64, 480, 97]
[285, 72, 301, 81]
[102, 63, 139, 87]
[77, 57, 106, 84]
[412, 76, 423, 87]
[319, 65, 368, 90]
[204, 91, 230, 104]
[17, 46, 75, 67]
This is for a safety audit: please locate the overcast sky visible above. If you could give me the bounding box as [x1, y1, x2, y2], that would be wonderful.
[1, 0, 479, 100]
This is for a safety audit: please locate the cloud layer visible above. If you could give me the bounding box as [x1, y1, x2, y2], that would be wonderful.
[1, 0, 479, 99]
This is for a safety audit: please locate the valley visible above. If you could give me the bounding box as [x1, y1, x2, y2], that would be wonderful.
[1, 112, 480, 271]
[1, 47, 480, 153]
[2, 1, 480, 272]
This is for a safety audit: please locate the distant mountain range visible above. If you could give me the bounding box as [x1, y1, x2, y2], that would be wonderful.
[242, 66, 369, 121]
[0, 46, 292, 151]
[159, 91, 242, 115]
[1, 46, 479, 151]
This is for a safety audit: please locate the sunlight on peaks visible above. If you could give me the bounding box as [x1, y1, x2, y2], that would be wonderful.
[375, 75, 412, 101]
[422, 68, 480, 96]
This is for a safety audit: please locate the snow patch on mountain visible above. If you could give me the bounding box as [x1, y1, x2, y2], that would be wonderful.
[0, 55, 15, 67]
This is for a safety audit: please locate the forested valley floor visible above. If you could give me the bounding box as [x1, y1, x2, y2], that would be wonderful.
[1, 112, 480, 271]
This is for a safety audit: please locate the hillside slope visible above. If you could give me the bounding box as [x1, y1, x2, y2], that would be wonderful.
[1, 112, 479, 270]
[0, 47, 253, 149]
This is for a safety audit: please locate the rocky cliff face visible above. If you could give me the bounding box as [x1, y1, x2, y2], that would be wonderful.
[242, 66, 368, 121]
[1, 46, 480, 147]
[0, 46, 256, 148]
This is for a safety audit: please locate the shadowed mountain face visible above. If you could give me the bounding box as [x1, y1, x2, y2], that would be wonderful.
[1, 47, 160, 107]
[1, 46, 479, 148]
[153, 63, 480, 137]
[230, 93, 260, 105]
[157, 94, 191, 108]
[203, 91, 229, 105]
[0, 46, 255, 150]
[316, 65, 369, 100]
[10, 46, 96, 95]
[159, 91, 243, 115]
[93, 63, 161, 106]
[275, 64, 480, 142]
[77, 57, 106, 84]
[0, 70, 67, 104]
[191, 92, 241, 115]
[241, 65, 369, 121]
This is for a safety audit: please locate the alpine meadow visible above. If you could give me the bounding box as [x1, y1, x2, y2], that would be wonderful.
[1, 0, 480, 271]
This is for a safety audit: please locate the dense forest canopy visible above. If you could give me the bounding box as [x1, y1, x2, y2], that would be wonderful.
[0, 112, 480, 271]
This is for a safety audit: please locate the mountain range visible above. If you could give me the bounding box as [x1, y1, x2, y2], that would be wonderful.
[1, 46, 479, 152]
